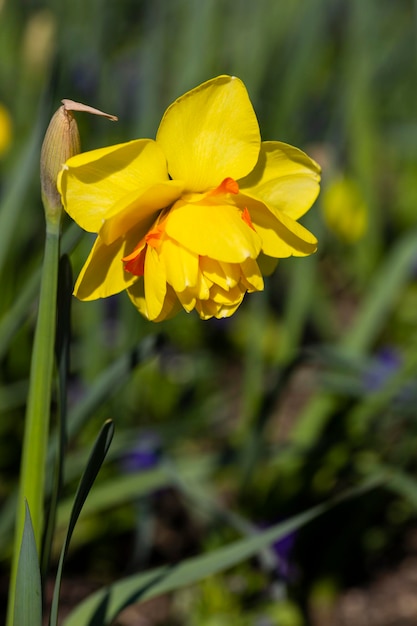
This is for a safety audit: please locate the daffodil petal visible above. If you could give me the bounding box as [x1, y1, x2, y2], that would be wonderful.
[58, 139, 168, 233]
[74, 234, 139, 300]
[143, 246, 167, 320]
[215, 293, 245, 319]
[166, 200, 262, 263]
[100, 180, 184, 245]
[242, 196, 317, 257]
[176, 290, 197, 312]
[200, 257, 240, 290]
[239, 141, 320, 219]
[195, 271, 212, 300]
[128, 280, 180, 322]
[215, 300, 244, 318]
[210, 284, 244, 306]
[195, 294, 244, 320]
[156, 75, 260, 191]
[195, 299, 220, 320]
[240, 258, 264, 292]
[161, 236, 199, 292]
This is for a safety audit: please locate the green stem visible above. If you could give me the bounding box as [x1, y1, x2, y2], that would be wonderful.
[7, 220, 61, 626]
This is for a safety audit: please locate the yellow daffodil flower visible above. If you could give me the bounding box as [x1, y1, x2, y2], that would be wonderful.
[0, 103, 12, 157]
[322, 176, 367, 243]
[58, 75, 320, 321]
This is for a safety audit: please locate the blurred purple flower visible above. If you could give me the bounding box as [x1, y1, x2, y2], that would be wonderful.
[363, 345, 417, 409]
[364, 346, 402, 392]
[120, 431, 161, 473]
[259, 521, 297, 580]
[271, 530, 297, 580]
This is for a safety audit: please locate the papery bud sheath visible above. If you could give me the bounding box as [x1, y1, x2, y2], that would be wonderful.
[40, 104, 80, 225]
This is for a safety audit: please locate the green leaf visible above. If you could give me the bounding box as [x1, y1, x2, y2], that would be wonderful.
[56, 454, 216, 533]
[42, 254, 73, 579]
[49, 420, 114, 626]
[13, 502, 42, 626]
[0, 339, 161, 562]
[63, 477, 382, 626]
[7, 221, 61, 626]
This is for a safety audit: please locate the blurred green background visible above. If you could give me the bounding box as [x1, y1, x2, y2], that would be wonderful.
[1, 0, 417, 624]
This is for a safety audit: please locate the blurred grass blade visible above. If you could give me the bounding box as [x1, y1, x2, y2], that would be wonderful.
[0, 223, 81, 361]
[0, 121, 43, 278]
[49, 419, 114, 626]
[56, 454, 216, 533]
[56, 335, 161, 446]
[341, 227, 417, 356]
[63, 476, 382, 626]
[290, 227, 417, 449]
[380, 465, 417, 510]
[0, 337, 161, 559]
[13, 502, 42, 626]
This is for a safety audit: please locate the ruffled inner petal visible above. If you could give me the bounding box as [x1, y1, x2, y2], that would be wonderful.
[210, 283, 244, 305]
[58, 139, 168, 233]
[176, 289, 197, 312]
[165, 199, 262, 263]
[239, 141, 321, 220]
[160, 236, 199, 293]
[240, 257, 264, 292]
[195, 298, 220, 320]
[143, 245, 167, 320]
[156, 75, 260, 191]
[194, 285, 245, 319]
[200, 257, 240, 290]
[128, 280, 180, 322]
[215, 300, 244, 319]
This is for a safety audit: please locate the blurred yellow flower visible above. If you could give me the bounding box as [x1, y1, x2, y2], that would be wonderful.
[0, 103, 12, 157]
[58, 76, 320, 321]
[322, 176, 367, 243]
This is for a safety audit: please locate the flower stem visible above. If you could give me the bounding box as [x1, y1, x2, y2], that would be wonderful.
[7, 219, 61, 626]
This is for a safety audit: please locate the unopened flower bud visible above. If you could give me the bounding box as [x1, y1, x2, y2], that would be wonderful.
[40, 99, 117, 225]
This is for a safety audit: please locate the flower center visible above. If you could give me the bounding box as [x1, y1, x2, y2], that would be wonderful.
[208, 177, 239, 196]
[122, 217, 167, 277]
[122, 177, 253, 278]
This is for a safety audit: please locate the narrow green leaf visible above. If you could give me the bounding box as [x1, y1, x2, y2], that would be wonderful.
[0, 337, 161, 560]
[42, 255, 73, 579]
[63, 477, 382, 626]
[7, 223, 61, 626]
[56, 454, 215, 531]
[49, 420, 114, 626]
[14, 502, 42, 626]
